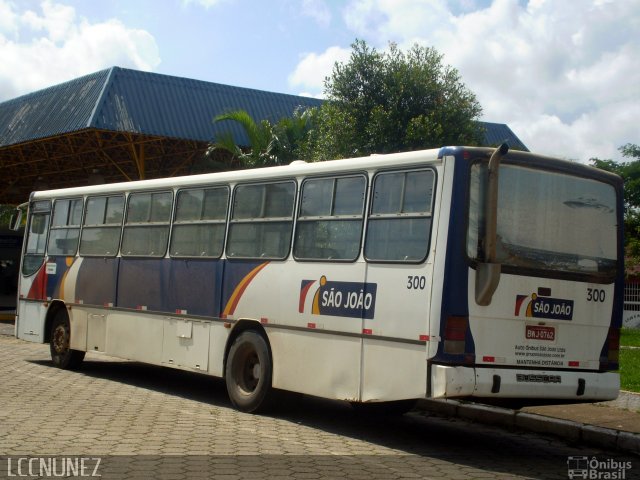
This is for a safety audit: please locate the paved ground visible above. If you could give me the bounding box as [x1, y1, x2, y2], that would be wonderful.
[0, 323, 637, 479]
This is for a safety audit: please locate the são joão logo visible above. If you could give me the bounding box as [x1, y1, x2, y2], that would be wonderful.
[515, 292, 574, 321]
[299, 276, 377, 319]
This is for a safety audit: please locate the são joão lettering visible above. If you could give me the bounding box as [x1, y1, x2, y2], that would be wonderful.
[318, 281, 377, 319]
[531, 296, 574, 320]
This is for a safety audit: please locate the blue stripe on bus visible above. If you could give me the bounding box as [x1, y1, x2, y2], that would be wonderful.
[116, 258, 225, 316]
[435, 149, 475, 363]
[76, 257, 119, 306]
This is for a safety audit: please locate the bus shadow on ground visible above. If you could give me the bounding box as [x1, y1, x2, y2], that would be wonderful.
[28, 356, 615, 480]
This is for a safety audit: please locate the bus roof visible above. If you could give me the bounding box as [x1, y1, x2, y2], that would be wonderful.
[31, 148, 443, 200]
[30, 146, 621, 200]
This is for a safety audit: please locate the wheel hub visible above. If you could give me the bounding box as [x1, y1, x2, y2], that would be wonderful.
[53, 326, 68, 354]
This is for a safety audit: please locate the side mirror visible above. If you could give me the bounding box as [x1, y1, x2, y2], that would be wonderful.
[474, 143, 509, 306]
[475, 263, 501, 306]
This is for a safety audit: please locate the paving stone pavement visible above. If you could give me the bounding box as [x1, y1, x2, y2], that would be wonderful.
[0, 327, 637, 479]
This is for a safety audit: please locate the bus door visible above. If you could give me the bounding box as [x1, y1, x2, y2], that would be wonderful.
[17, 200, 51, 341]
[280, 174, 369, 400]
[361, 167, 438, 402]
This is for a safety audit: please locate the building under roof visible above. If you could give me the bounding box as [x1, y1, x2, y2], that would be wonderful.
[0, 66, 527, 205]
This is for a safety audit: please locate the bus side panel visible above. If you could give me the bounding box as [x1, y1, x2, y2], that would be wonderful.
[223, 260, 366, 400]
[105, 311, 164, 364]
[117, 259, 171, 312]
[117, 258, 224, 316]
[16, 300, 47, 342]
[269, 330, 362, 401]
[427, 156, 455, 362]
[360, 260, 436, 401]
[75, 257, 119, 306]
[361, 340, 426, 401]
[431, 153, 474, 365]
[208, 322, 228, 377]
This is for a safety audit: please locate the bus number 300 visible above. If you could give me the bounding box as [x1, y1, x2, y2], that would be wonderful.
[587, 288, 606, 302]
[407, 276, 427, 290]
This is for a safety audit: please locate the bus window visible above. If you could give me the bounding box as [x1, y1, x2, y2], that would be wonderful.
[365, 169, 435, 262]
[79, 195, 124, 256]
[22, 201, 51, 276]
[294, 175, 366, 261]
[227, 181, 295, 259]
[467, 163, 617, 278]
[170, 187, 229, 258]
[121, 192, 173, 257]
[47, 198, 82, 256]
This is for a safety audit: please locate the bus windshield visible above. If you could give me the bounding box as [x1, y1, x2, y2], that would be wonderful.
[467, 162, 618, 278]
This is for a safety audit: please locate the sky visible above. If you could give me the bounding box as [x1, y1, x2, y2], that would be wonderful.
[0, 0, 637, 163]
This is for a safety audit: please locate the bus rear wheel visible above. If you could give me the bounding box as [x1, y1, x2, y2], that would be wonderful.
[50, 310, 85, 369]
[225, 330, 273, 413]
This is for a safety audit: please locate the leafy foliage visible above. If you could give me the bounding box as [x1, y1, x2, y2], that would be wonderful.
[0, 205, 16, 228]
[301, 40, 483, 159]
[207, 40, 483, 165]
[590, 143, 640, 270]
[208, 110, 280, 168]
[207, 108, 314, 168]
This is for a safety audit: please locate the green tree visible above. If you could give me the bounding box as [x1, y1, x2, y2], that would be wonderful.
[208, 110, 280, 168]
[301, 40, 483, 160]
[0, 205, 14, 228]
[590, 143, 640, 268]
[208, 108, 315, 168]
[271, 108, 315, 163]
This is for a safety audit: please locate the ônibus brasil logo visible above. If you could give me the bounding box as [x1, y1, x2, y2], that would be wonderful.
[515, 291, 574, 321]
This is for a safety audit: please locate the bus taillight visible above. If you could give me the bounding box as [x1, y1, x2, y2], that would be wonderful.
[600, 326, 619, 370]
[444, 316, 468, 355]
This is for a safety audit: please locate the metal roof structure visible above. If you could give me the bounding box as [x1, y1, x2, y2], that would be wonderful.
[0, 66, 527, 204]
[0, 67, 324, 203]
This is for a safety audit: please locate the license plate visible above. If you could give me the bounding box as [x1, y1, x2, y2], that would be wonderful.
[526, 325, 555, 341]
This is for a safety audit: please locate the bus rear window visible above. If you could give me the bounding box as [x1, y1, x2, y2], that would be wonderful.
[467, 163, 617, 278]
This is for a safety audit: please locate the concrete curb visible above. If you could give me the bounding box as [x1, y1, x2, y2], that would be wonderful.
[416, 399, 640, 455]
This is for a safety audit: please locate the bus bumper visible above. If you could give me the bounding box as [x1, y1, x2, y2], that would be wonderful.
[430, 364, 620, 401]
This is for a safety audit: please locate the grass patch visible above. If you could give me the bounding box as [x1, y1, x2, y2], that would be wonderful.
[619, 348, 640, 393]
[621, 327, 640, 347]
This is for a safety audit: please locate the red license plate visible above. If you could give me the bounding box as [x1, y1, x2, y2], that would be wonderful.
[526, 325, 555, 341]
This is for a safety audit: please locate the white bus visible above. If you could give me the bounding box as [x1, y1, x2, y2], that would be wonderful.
[15, 145, 623, 412]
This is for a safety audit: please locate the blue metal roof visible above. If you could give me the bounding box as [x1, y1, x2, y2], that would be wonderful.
[0, 69, 110, 146]
[0, 66, 527, 151]
[0, 67, 324, 148]
[480, 121, 528, 151]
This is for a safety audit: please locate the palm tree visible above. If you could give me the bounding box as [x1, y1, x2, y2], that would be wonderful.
[208, 110, 279, 168]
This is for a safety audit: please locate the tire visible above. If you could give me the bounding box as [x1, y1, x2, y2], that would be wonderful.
[225, 330, 273, 413]
[49, 310, 85, 370]
[350, 399, 416, 416]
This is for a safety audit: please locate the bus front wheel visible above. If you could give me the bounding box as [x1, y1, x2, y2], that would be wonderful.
[225, 330, 273, 413]
[50, 310, 85, 369]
